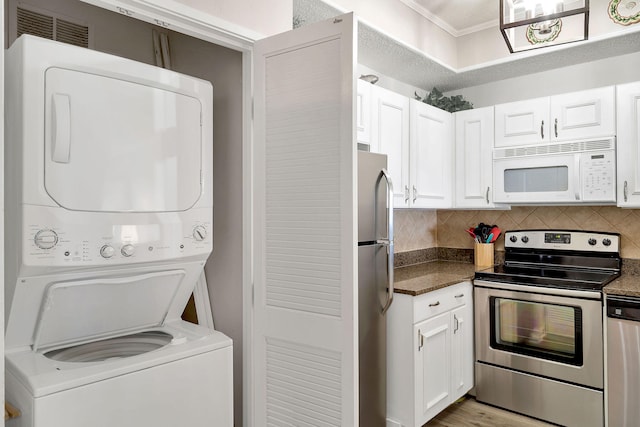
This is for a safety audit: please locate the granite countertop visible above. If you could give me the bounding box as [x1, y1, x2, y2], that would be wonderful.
[604, 274, 640, 297]
[394, 261, 482, 296]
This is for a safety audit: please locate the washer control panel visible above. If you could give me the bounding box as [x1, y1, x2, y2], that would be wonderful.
[22, 206, 212, 267]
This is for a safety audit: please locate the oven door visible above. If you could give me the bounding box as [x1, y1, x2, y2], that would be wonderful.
[474, 281, 603, 389]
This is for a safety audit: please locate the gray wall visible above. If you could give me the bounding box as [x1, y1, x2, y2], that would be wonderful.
[6, 0, 244, 424]
[449, 50, 640, 107]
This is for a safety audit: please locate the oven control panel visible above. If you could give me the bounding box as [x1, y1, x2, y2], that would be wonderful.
[505, 230, 620, 252]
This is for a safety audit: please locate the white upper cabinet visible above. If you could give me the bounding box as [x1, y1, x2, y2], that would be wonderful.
[616, 81, 640, 207]
[551, 86, 615, 141]
[495, 86, 615, 148]
[495, 96, 549, 148]
[356, 79, 372, 147]
[410, 99, 453, 209]
[454, 107, 501, 208]
[370, 85, 411, 207]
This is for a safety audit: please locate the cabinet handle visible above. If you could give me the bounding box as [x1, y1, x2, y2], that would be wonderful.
[485, 187, 490, 204]
[418, 329, 424, 351]
[454, 293, 464, 298]
[412, 185, 417, 203]
[453, 314, 459, 334]
[429, 301, 440, 307]
[554, 118, 558, 138]
[404, 185, 409, 203]
[624, 181, 629, 202]
[541, 120, 544, 139]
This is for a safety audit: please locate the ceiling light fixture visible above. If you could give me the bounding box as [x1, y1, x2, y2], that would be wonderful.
[500, 0, 590, 53]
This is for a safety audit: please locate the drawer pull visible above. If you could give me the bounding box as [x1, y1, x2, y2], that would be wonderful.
[429, 301, 440, 307]
[454, 294, 464, 298]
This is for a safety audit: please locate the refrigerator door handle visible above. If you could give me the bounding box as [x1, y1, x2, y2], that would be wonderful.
[376, 168, 394, 314]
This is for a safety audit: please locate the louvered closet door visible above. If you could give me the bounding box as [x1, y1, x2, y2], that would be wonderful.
[253, 14, 357, 427]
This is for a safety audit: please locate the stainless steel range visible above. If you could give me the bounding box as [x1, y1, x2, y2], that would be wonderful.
[474, 230, 621, 427]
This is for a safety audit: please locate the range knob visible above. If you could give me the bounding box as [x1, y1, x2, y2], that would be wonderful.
[121, 244, 135, 257]
[603, 238, 612, 247]
[509, 235, 518, 243]
[100, 245, 115, 258]
[193, 225, 207, 241]
[588, 238, 597, 246]
[34, 229, 58, 249]
[521, 236, 529, 243]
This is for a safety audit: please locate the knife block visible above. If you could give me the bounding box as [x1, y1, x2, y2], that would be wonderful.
[474, 242, 494, 268]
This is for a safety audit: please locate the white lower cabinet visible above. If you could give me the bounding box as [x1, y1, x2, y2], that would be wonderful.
[387, 281, 474, 427]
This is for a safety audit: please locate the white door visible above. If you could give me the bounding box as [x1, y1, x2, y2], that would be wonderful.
[410, 100, 453, 208]
[415, 312, 451, 426]
[495, 97, 549, 147]
[372, 85, 410, 207]
[454, 107, 496, 208]
[253, 14, 357, 426]
[450, 301, 473, 401]
[617, 82, 640, 207]
[550, 86, 615, 142]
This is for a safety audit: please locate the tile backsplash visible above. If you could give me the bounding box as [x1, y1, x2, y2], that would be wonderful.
[395, 206, 640, 259]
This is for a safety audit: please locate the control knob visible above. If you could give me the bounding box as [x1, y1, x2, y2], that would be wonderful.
[121, 244, 135, 257]
[34, 229, 58, 250]
[588, 238, 597, 246]
[509, 235, 518, 243]
[193, 225, 207, 241]
[521, 236, 529, 243]
[603, 238, 612, 247]
[100, 245, 115, 258]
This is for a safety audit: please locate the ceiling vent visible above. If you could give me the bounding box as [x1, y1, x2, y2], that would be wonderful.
[16, 5, 90, 48]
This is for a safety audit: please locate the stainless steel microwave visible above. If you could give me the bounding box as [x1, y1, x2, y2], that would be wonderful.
[493, 137, 616, 204]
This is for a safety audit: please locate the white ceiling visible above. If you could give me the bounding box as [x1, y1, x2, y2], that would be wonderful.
[399, 0, 499, 36]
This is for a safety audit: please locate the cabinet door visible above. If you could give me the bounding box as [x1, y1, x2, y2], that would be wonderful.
[410, 100, 453, 208]
[415, 312, 451, 426]
[454, 107, 498, 208]
[617, 82, 640, 207]
[450, 302, 474, 402]
[356, 79, 372, 147]
[495, 97, 549, 147]
[253, 14, 357, 426]
[550, 86, 615, 141]
[550, 86, 616, 141]
[372, 85, 410, 207]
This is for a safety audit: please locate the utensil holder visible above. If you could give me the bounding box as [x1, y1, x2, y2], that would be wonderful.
[474, 242, 494, 268]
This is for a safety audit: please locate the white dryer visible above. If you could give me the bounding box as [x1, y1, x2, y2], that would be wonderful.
[4, 35, 232, 427]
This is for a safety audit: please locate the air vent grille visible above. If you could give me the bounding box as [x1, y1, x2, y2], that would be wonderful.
[16, 6, 89, 48]
[17, 7, 53, 40]
[56, 18, 89, 48]
[494, 137, 615, 159]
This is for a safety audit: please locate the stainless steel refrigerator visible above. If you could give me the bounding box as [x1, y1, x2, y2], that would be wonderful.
[357, 151, 394, 426]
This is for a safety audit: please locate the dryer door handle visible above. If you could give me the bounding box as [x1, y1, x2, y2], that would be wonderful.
[52, 93, 71, 163]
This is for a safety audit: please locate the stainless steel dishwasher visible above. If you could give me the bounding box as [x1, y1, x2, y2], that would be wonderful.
[607, 295, 640, 427]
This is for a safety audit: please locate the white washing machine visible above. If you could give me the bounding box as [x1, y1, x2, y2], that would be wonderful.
[4, 35, 233, 427]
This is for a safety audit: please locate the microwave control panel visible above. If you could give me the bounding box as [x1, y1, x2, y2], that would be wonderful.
[582, 150, 615, 201]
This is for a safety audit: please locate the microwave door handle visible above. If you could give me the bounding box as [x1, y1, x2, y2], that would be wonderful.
[574, 155, 581, 200]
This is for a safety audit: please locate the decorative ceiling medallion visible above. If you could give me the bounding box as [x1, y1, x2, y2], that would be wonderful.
[526, 19, 563, 45]
[609, 0, 640, 25]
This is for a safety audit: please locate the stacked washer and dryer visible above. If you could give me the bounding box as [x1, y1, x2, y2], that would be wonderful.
[4, 35, 233, 426]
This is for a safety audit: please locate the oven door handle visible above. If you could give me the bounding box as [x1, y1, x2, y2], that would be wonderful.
[473, 279, 603, 300]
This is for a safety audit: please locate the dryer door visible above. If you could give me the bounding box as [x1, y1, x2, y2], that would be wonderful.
[44, 67, 203, 213]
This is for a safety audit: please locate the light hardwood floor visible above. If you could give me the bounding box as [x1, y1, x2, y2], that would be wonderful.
[425, 396, 554, 427]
